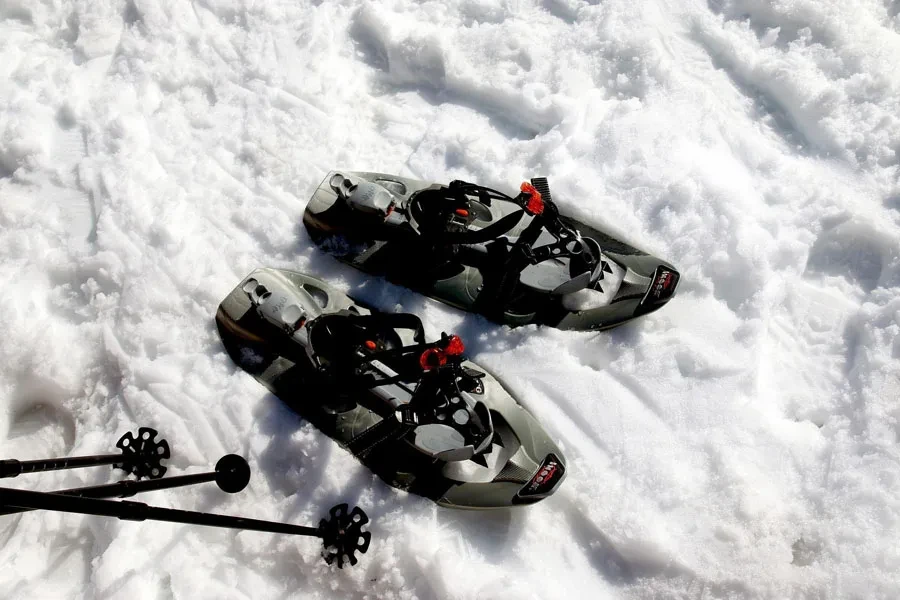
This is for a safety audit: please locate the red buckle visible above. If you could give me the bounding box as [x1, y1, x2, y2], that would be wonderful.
[520, 182, 544, 216]
[419, 334, 465, 370]
[445, 335, 465, 356]
[419, 348, 447, 370]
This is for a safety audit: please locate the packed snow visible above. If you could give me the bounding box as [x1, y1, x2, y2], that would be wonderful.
[1, 0, 899, 597]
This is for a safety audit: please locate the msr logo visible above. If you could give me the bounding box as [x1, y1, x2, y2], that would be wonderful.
[516, 453, 566, 501]
[650, 268, 678, 299]
[528, 460, 559, 492]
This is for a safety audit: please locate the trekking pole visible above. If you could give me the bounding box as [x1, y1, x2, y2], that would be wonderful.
[0, 454, 250, 517]
[0, 427, 170, 480]
[0, 489, 370, 567]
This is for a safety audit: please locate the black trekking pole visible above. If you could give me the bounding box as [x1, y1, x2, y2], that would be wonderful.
[0, 488, 371, 567]
[0, 427, 170, 480]
[0, 454, 250, 517]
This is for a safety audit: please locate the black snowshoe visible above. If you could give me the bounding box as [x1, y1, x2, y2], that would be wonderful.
[216, 268, 566, 508]
[304, 171, 680, 330]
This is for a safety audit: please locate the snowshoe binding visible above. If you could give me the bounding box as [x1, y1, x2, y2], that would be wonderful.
[215, 268, 566, 508]
[303, 171, 680, 330]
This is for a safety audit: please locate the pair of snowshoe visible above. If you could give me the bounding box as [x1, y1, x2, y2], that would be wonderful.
[216, 172, 679, 509]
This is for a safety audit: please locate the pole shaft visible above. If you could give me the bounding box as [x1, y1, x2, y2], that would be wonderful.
[0, 455, 123, 478]
[0, 487, 320, 537]
[0, 472, 216, 517]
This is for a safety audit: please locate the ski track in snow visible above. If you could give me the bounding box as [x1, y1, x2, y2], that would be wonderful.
[1, 0, 899, 598]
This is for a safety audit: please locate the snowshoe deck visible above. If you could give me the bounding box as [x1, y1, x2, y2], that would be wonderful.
[304, 171, 680, 330]
[215, 268, 566, 509]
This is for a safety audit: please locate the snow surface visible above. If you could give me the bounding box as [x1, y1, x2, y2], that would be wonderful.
[1, 0, 900, 598]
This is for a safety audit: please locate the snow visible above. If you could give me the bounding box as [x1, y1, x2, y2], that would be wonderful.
[1, 0, 899, 597]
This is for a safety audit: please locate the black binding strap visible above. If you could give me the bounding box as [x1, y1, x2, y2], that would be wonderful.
[407, 178, 600, 312]
[472, 178, 600, 312]
[529, 177, 553, 203]
[344, 336, 475, 457]
[308, 313, 467, 389]
[438, 210, 525, 245]
[347, 416, 413, 459]
[408, 183, 528, 246]
[311, 312, 427, 345]
[446, 180, 515, 206]
[351, 333, 459, 379]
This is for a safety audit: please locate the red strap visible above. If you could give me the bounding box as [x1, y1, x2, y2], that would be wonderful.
[419, 348, 447, 370]
[520, 182, 544, 216]
[445, 335, 465, 356]
[419, 334, 465, 370]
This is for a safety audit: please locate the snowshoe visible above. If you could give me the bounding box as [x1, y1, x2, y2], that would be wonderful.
[303, 171, 680, 330]
[215, 268, 566, 509]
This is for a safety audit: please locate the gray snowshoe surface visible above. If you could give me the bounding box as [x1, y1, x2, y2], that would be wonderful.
[215, 268, 566, 509]
[303, 171, 680, 330]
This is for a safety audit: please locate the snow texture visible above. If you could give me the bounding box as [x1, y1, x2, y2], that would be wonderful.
[1, 0, 900, 598]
